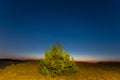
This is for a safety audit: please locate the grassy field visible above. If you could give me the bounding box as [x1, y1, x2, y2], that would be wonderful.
[0, 61, 120, 80]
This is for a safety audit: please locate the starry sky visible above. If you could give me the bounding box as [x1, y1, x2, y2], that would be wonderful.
[0, 0, 120, 61]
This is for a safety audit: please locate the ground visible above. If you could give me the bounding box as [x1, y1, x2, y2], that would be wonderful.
[0, 61, 120, 80]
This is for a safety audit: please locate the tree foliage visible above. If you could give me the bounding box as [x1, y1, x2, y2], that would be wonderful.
[38, 43, 78, 76]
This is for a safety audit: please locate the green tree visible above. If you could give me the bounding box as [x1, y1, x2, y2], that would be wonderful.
[38, 43, 78, 77]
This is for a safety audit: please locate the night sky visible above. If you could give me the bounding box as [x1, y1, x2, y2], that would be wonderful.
[0, 0, 120, 61]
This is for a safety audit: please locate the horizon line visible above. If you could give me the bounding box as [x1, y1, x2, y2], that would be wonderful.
[0, 57, 120, 63]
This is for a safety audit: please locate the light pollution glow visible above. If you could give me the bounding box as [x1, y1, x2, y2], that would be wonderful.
[1, 53, 120, 62]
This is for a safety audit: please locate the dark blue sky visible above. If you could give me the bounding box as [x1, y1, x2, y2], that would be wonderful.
[0, 0, 120, 61]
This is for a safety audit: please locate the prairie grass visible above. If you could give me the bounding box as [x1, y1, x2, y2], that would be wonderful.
[0, 61, 120, 80]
